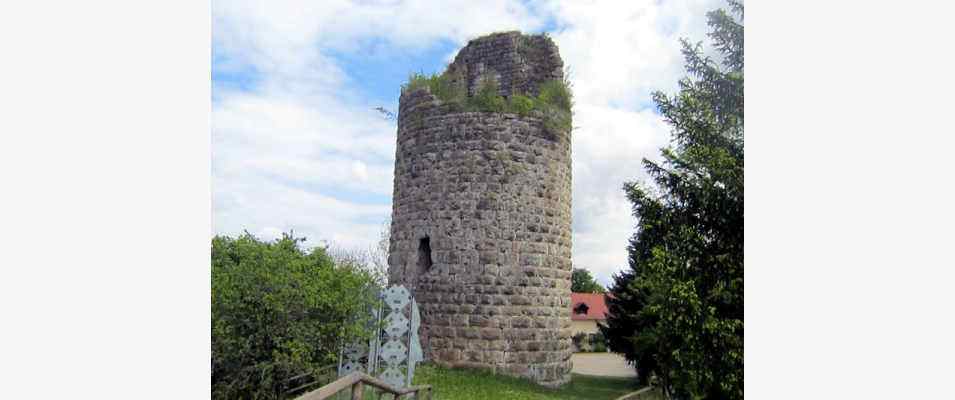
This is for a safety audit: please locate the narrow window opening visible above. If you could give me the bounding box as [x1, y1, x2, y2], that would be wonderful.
[417, 237, 433, 275]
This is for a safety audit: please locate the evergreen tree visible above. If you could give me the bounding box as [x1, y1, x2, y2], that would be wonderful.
[600, 2, 743, 399]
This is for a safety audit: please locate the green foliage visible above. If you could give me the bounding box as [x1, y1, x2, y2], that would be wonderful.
[600, 2, 743, 399]
[592, 332, 608, 353]
[571, 332, 587, 349]
[540, 105, 572, 136]
[571, 268, 606, 293]
[401, 70, 464, 103]
[467, 75, 507, 112]
[211, 232, 378, 399]
[538, 79, 573, 112]
[535, 76, 575, 135]
[401, 72, 431, 94]
[508, 94, 535, 116]
[572, 331, 610, 353]
[411, 363, 640, 400]
[400, 63, 573, 135]
[432, 71, 466, 103]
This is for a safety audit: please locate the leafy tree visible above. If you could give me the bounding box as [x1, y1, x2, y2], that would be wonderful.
[571, 268, 606, 293]
[211, 232, 378, 399]
[600, 2, 743, 399]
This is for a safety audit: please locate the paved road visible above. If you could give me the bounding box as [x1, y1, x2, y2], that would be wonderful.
[571, 353, 637, 378]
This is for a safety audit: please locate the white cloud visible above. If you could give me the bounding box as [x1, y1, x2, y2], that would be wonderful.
[544, 0, 725, 285]
[569, 104, 672, 285]
[212, 0, 545, 251]
[213, 170, 391, 250]
[543, 0, 721, 108]
[211, 85, 398, 250]
[351, 160, 370, 182]
[213, 0, 546, 67]
[258, 226, 283, 240]
[212, 0, 729, 285]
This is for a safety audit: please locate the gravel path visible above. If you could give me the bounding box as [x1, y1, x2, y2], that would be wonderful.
[571, 353, 637, 378]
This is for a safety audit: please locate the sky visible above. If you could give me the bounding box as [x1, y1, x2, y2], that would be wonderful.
[211, 0, 725, 286]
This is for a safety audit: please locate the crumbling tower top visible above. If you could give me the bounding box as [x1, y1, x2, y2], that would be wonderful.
[445, 31, 564, 98]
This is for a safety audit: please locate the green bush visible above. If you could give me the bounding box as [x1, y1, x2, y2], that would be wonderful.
[400, 66, 573, 135]
[211, 232, 378, 399]
[572, 332, 587, 350]
[431, 71, 465, 102]
[591, 332, 608, 353]
[508, 94, 535, 116]
[467, 76, 506, 113]
[401, 70, 464, 103]
[401, 72, 432, 94]
[538, 79, 573, 112]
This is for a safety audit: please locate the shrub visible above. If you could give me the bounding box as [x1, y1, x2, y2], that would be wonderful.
[467, 75, 506, 113]
[401, 72, 432, 94]
[508, 94, 535, 117]
[591, 332, 608, 353]
[537, 79, 573, 112]
[571, 332, 587, 351]
[430, 70, 465, 102]
[211, 232, 378, 399]
[401, 70, 465, 103]
[400, 66, 573, 136]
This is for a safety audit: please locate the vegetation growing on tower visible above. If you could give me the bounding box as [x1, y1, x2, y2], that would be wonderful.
[391, 30, 575, 386]
[400, 69, 573, 134]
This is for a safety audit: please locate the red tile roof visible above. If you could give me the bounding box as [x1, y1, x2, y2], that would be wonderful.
[570, 292, 609, 321]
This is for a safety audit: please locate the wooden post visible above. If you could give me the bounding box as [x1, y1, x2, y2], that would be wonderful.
[351, 381, 364, 400]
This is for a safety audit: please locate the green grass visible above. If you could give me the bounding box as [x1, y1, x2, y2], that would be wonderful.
[399, 363, 642, 400]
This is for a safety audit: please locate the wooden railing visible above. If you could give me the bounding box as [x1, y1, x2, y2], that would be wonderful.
[294, 372, 432, 400]
[613, 386, 661, 400]
[284, 364, 339, 397]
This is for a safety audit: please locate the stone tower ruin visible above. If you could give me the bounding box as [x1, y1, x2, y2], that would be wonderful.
[388, 31, 573, 387]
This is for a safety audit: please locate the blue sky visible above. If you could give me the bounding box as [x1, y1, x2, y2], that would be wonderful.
[211, 0, 724, 286]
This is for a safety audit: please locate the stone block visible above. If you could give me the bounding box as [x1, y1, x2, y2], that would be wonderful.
[480, 328, 502, 340]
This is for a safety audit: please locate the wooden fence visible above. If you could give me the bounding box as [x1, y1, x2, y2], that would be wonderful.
[284, 364, 339, 398]
[294, 371, 432, 400]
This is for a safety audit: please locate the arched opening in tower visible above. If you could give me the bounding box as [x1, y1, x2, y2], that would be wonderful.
[417, 236, 432, 276]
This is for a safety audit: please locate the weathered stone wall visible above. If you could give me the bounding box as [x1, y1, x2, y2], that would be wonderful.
[388, 32, 573, 387]
[445, 31, 564, 98]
